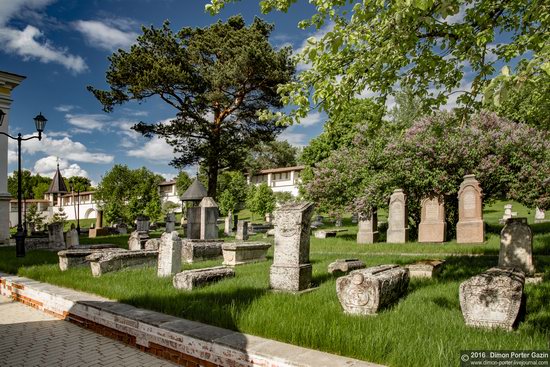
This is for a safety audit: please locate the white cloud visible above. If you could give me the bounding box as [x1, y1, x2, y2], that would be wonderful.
[74, 20, 138, 51]
[0, 25, 87, 73]
[13, 133, 114, 164]
[8, 149, 17, 164]
[277, 128, 307, 147]
[55, 105, 76, 112]
[127, 137, 174, 161]
[33, 155, 88, 178]
[156, 172, 176, 181]
[298, 111, 323, 127]
[65, 113, 107, 130]
[0, 0, 54, 26]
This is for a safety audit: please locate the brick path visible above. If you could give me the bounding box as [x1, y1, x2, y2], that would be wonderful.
[0, 295, 177, 367]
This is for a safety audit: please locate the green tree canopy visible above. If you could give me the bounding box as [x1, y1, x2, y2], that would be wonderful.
[246, 183, 276, 219]
[95, 165, 164, 224]
[208, 0, 549, 122]
[65, 176, 93, 192]
[217, 171, 248, 216]
[88, 16, 295, 198]
[8, 171, 51, 200]
[175, 171, 193, 197]
[244, 140, 298, 174]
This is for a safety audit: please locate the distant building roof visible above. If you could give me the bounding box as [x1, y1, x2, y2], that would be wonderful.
[180, 178, 207, 202]
[46, 163, 68, 194]
[159, 180, 176, 186]
[251, 165, 305, 175]
[60, 191, 96, 198]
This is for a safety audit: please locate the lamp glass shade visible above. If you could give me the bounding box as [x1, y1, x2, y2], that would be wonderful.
[33, 113, 47, 132]
[0, 109, 5, 126]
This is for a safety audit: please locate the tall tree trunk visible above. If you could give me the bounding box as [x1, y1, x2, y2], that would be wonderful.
[207, 160, 219, 200]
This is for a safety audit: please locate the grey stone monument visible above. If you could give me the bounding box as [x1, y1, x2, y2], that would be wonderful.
[336, 265, 409, 315]
[47, 222, 65, 249]
[457, 174, 484, 243]
[356, 210, 378, 244]
[199, 197, 219, 240]
[65, 224, 79, 248]
[418, 196, 446, 243]
[269, 201, 315, 292]
[535, 207, 547, 223]
[499, 218, 534, 275]
[135, 215, 150, 233]
[387, 189, 409, 243]
[157, 231, 182, 277]
[186, 207, 201, 239]
[459, 267, 525, 330]
[224, 215, 232, 236]
[165, 212, 176, 233]
[328, 259, 366, 275]
[173, 266, 235, 290]
[235, 220, 249, 241]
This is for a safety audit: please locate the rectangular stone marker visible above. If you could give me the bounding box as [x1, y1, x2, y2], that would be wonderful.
[336, 264, 409, 315]
[270, 201, 315, 292]
[235, 220, 249, 241]
[181, 239, 223, 263]
[135, 215, 150, 232]
[459, 267, 525, 330]
[406, 260, 445, 278]
[314, 229, 347, 239]
[328, 259, 366, 275]
[165, 213, 176, 233]
[357, 211, 378, 244]
[173, 266, 235, 290]
[222, 242, 272, 266]
[65, 227, 79, 248]
[499, 217, 534, 275]
[87, 250, 158, 277]
[58, 248, 126, 271]
[186, 207, 201, 239]
[535, 207, 547, 223]
[387, 189, 409, 243]
[47, 222, 65, 249]
[199, 197, 219, 240]
[224, 215, 232, 236]
[145, 238, 160, 251]
[128, 230, 149, 251]
[157, 231, 182, 277]
[457, 174, 484, 243]
[418, 196, 446, 243]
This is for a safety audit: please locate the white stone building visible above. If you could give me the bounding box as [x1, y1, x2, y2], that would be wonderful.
[246, 166, 304, 197]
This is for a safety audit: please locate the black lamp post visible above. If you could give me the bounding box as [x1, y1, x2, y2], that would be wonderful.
[70, 183, 81, 235]
[0, 109, 47, 257]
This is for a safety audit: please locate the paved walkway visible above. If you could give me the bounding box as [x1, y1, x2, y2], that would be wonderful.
[0, 295, 177, 367]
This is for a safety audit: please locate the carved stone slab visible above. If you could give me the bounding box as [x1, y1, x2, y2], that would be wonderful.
[418, 196, 446, 243]
[336, 264, 409, 315]
[499, 218, 534, 276]
[145, 238, 160, 251]
[459, 267, 525, 330]
[47, 222, 65, 249]
[87, 250, 158, 277]
[181, 239, 223, 263]
[457, 174, 484, 243]
[314, 229, 347, 239]
[222, 242, 272, 266]
[157, 232, 182, 277]
[328, 259, 366, 275]
[65, 228, 79, 248]
[270, 201, 315, 292]
[128, 230, 149, 251]
[173, 266, 235, 290]
[387, 189, 409, 243]
[199, 197, 219, 240]
[357, 211, 378, 244]
[186, 207, 201, 239]
[235, 220, 249, 241]
[406, 260, 445, 278]
[58, 248, 126, 271]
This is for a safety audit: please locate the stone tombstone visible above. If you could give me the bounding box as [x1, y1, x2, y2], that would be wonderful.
[96, 210, 104, 229]
[128, 230, 149, 251]
[459, 267, 525, 330]
[456, 175, 484, 243]
[224, 215, 232, 236]
[136, 215, 150, 233]
[186, 207, 201, 239]
[48, 222, 65, 249]
[173, 266, 235, 291]
[235, 220, 249, 241]
[157, 231, 182, 277]
[233, 214, 239, 231]
[387, 189, 409, 243]
[65, 224, 79, 248]
[270, 201, 315, 292]
[336, 265, 409, 315]
[499, 218, 534, 275]
[117, 223, 128, 235]
[165, 213, 176, 233]
[335, 217, 343, 227]
[145, 238, 160, 251]
[199, 197, 219, 240]
[418, 196, 446, 243]
[328, 259, 366, 275]
[357, 210, 378, 244]
[351, 213, 358, 224]
[535, 207, 546, 223]
[265, 212, 274, 224]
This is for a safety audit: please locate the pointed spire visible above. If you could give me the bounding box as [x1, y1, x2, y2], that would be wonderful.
[46, 161, 68, 194]
[180, 177, 207, 202]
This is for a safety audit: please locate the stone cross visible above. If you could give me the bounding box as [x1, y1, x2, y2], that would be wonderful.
[269, 201, 315, 292]
[235, 220, 249, 241]
[157, 231, 182, 277]
[456, 174, 484, 243]
[199, 197, 219, 240]
[418, 196, 446, 243]
[356, 210, 378, 244]
[387, 189, 408, 243]
[499, 218, 534, 275]
[165, 213, 176, 233]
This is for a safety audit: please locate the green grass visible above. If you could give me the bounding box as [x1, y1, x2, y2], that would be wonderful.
[0, 199, 548, 366]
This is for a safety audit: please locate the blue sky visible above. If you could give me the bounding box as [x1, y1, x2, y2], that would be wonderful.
[1, 0, 326, 185]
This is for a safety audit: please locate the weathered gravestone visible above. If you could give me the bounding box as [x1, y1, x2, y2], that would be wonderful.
[336, 265, 409, 315]
[157, 231, 182, 277]
[357, 211, 378, 244]
[222, 242, 272, 266]
[351, 213, 358, 224]
[459, 267, 525, 330]
[406, 260, 445, 278]
[418, 196, 446, 243]
[387, 189, 409, 243]
[129, 215, 150, 250]
[186, 207, 201, 239]
[224, 215, 232, 236]
[499, 218, 534, 276]
[47, 222, 65, 249]
[89, 210, 110, 237]
[535, 207, 547, 223]
[145, 238, 160, 251]
[270, 201, 315, 292]
[181, 239, 223, 263]
[116, 223, 128, 235]
[87, 250, 158, 277]
[65, 224, 79, 248]
[165, 213, 176, 233]
[328, 259, 366, 275]
[173, 266, 235, 290]
[457, 174, 484, 243]
[199, 197, 219, 240]
[136, 215, 150, 232]
[235, 220, 249, 241]
[58, 248, 126, 271]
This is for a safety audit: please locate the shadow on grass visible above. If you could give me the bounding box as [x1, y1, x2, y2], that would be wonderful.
[0, 248, 58, 275]
[439, 256, 497, 281]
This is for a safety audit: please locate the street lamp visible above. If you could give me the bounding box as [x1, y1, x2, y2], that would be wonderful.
[0, 110, 47, 257]
[70, 183, 81, 235]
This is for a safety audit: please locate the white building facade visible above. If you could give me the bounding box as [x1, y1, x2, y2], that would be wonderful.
[246, 166, 304, 197]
